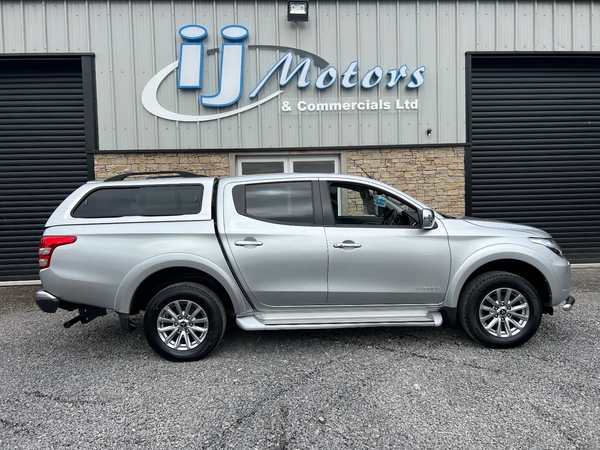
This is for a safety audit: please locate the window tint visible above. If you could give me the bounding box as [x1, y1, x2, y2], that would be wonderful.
[328, 182, 419, 226]
[239, 182, 315, 225]
[72, 185, 203, 218]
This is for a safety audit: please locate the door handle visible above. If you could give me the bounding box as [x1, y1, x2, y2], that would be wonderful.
[235, 239, 264, 247]
[333, 241, 361, 249]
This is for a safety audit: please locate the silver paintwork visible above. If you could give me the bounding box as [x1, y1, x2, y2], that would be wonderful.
[45, 178, 215, 228]
[40, 220, 252, 315]
[39, 173, 572, 342]
[324, 225, 450, 305]
[441, 217, 571, 309]
[223, 218, 329, 307]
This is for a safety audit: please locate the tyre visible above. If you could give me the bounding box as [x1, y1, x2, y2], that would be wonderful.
[458, 271, 542, 348]
[143, 282, 226, 361]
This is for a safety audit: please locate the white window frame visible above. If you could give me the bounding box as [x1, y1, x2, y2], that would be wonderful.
[235, 155, 340, 176]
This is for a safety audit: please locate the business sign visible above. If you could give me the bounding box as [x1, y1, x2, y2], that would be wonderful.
[142, 24, 426, 122]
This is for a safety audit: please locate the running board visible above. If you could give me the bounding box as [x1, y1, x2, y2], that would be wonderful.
[236, 308, 443, 331]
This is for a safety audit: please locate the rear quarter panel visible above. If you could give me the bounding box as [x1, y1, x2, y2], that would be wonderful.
[40, 220, 245, 313]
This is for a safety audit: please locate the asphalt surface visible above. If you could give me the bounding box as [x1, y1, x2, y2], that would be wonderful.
[0, 268, 598, 449]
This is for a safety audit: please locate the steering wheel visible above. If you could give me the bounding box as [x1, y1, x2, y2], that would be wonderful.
[398, 211, 418, 226]
[382, 209, 397, 225]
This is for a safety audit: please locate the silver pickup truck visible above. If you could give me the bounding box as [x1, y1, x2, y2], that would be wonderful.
[35, 172, 575, 361]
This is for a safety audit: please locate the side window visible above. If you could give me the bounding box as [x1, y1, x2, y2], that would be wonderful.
[72, 185, 203, 218]
[328, 183, 419, 226]
[233, 181, 315, 225]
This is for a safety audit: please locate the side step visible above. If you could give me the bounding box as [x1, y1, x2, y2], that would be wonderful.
[236, 307, 443, 331]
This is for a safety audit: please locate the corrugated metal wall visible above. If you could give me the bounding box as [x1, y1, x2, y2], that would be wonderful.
[0, 57, 90, 282]
[468, 54, 600, 263]
[2, 1, 600, 151]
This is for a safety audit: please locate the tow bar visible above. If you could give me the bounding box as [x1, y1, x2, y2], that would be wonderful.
[64, 306, 107, 328]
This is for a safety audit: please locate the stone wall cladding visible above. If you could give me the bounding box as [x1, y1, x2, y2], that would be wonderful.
[347, 148, 465, 217]
[94, 147, 465, 216]
[93, 153, 230, 180]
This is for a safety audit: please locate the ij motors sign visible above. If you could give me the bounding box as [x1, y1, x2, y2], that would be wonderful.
[142, 24, 426, 122]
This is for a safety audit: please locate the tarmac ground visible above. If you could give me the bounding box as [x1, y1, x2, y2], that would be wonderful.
[0, 267, 598, 449]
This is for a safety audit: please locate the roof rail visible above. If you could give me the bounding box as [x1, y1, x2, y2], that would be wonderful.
[104, 171, 202, 182]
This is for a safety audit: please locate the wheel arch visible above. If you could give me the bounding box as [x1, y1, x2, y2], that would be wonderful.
[113, 253, 251, 316]
[444, 246, 553, 311]
[130, 267, 235, 315]
[457, 260, 549, 308]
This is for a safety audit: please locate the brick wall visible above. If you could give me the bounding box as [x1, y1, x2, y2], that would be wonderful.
[93, 152, 230, 180]
[347, 147, 465, 216]
[94, 147, 465, 216]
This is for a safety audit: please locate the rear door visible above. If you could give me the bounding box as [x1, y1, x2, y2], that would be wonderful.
[220, 179, 328, 308]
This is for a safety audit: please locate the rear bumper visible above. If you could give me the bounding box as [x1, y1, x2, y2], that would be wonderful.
[35, 290, 61, 313]
[36, 289, 109, 328]
[35, 290, 80, 313]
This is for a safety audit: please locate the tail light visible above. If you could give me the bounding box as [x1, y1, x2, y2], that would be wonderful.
[39, 236, 77, 269]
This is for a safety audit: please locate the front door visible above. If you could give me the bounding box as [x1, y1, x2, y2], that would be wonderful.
[323, 181, 451, 305]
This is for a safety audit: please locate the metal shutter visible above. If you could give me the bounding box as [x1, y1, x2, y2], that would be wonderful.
[0, 58, 91, 282]
[467, 54, 600, 263]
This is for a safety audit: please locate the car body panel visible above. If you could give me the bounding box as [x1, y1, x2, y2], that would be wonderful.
[440, 218, 571, 308]
[38, 172, 572, 343]
[219, 177, 328, 308]
[45, 177, 216, 228]
[223, 219, 329, 307]
[40, 220, 251, 314]
[324, 224, 451, 305]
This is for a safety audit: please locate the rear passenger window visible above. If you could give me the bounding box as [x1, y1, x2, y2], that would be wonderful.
[233, 181, 315, 225]
[72, 185, 203, 218]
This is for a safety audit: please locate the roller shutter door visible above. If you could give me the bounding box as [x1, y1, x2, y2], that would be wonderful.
[468, 54, 600, 263]
[0, 57, 93, 282]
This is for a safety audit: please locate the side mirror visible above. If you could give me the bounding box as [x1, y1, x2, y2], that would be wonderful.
[420, 208, 436, 230]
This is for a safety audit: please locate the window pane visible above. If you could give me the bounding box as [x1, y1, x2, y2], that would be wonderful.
[141, 186, 202, 215]
[72, 185, 203, 218]
[245, 182, 314, 225]
[241, 161, 284, 175]
[293, 160, 336, 173]
[329, 182, 418, 226]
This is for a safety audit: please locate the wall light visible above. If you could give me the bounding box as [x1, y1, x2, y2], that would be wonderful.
[288, 1, 309, 22]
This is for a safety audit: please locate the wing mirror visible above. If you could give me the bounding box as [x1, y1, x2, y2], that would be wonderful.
[420, 208, 436, 230]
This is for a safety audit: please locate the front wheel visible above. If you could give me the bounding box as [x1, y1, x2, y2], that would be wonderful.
[143, 282, 226, 361]
[458, 271, 542, 348]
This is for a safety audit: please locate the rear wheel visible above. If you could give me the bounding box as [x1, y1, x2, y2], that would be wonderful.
[459, 271, 542, 348]
[143, 282, 226, 361]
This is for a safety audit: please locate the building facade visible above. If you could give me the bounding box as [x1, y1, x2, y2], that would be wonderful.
[1, 0, 599, 281]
